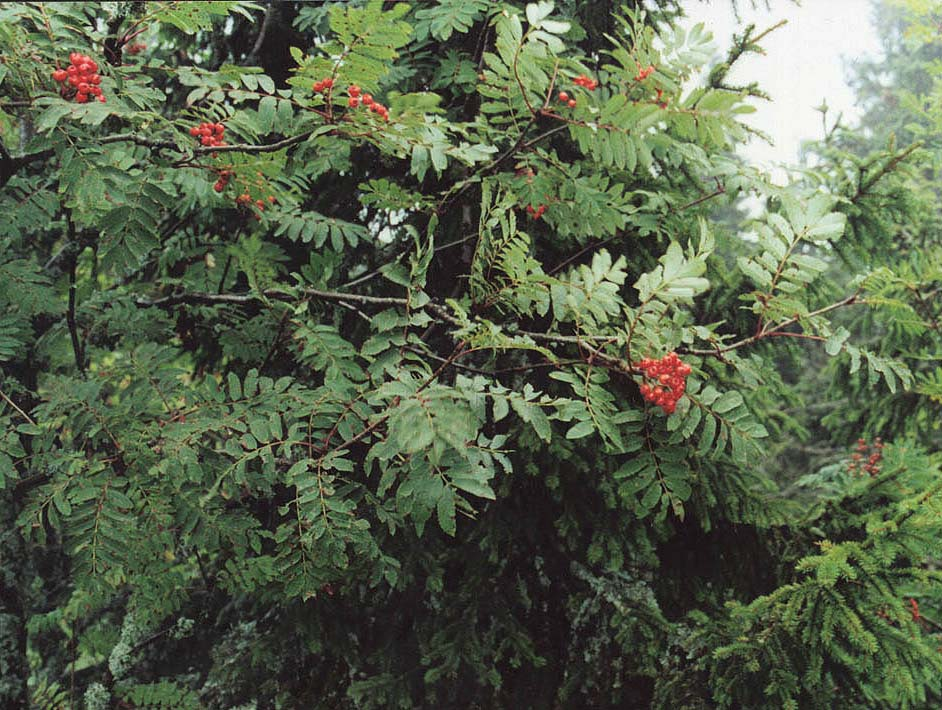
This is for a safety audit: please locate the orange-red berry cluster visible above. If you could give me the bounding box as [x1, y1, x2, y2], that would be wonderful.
[557, 91, 577, 108]
[573, 73, 598, 90]
[847, 437, 883, 476]
[636, 352, 691, 415]
[189, 122, 226, 147]
[312, 77, 334, 93]
[876, 598, 923, 625]
[525, 204, 547, 219]
[634, 64, 655, 82]
[52, 53, 105, 103]
[347, 85, 389, 120]
[235, 192, 276, 220]
[212, 169, 234, 193]
[655, 87, 670, 109]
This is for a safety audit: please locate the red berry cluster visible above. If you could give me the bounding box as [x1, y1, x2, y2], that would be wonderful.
[525, 204, 547, 219]
[312, 77, 334, 93]
[189, 122, 226, 147]
[557, 91, 577, 109]
[231, 170, 278, 220]
[847, 437, 883, 476]
[634, 64, 655, 82]
[235, 192, 274, 220]
[347, 85, 389, 121]
[51, 53, 105, 103]
[635, 352, 691, 415]
[212, 169, 234, 193]
[655, 87, 670, 109]
[573, 73, 598, 90]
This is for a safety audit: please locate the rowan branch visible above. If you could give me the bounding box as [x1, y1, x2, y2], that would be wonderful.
[682, 293, 862, 357]
[65, 218, 86, 377]
[0, 387, 35, 425]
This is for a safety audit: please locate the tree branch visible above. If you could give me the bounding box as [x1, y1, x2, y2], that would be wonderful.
[65, 220, 86, 377]
[0, 388, 35, 426]
[681, 293, 862, 357]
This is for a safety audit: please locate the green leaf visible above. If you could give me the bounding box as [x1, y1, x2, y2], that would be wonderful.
[566, 420, 594, 439]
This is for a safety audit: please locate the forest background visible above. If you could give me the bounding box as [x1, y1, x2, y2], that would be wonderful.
[2, 0, 942, 708]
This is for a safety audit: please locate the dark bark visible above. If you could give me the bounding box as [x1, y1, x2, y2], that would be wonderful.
[0, 494, 29, 709]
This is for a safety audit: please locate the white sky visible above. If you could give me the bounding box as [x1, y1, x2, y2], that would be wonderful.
[680, 0, 883, 175]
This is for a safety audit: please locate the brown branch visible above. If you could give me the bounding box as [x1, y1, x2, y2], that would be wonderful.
[247, 1, 275, 64]
[0, 145, 55, 189]
[259, 308, 292, 374]
[65, 220, 86, 377]
[682, 293, 862, 357]
[852, 143, 921, 203]
[137, 287, 410, 309]
[136, 288, 632, 360]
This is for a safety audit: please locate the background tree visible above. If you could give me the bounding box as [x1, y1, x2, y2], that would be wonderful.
[0, 1, 940, 708]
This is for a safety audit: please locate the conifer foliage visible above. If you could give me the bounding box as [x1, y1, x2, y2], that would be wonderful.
[1, 1, 941, 707]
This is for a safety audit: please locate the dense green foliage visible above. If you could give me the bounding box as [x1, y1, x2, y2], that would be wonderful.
[1, 1, 941, 707]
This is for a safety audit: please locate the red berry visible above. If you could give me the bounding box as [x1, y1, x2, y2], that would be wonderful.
[348, 97, 359, 107]
[362, 93, 373, 106]
[348, 84, 361, 97]
[255, 199, 265, 209]
[558, 91, 569, 102]
[189, 126, 201, 136]
[214, 123, 225, 134]
[268, 195, 276, 203]
[214, 182, 224, 193]
[52, 69, 67, 82]
[567, 99, 577, 108]
[323, 78, 333, 88]
[98, 95, 106, 103]
[75, 93, 88, 103]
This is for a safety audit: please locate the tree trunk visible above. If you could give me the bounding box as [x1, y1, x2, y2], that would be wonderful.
[0, 494, 29, 709]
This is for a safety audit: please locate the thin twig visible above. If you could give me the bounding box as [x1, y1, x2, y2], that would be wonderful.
[0, 387, 35, 425]
[259, 308, 292, 374]
[247, 1, 274, 64]
[682, 293, 862, 356]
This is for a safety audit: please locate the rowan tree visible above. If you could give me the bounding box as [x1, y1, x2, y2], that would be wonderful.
[1, 1, 941, 708]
